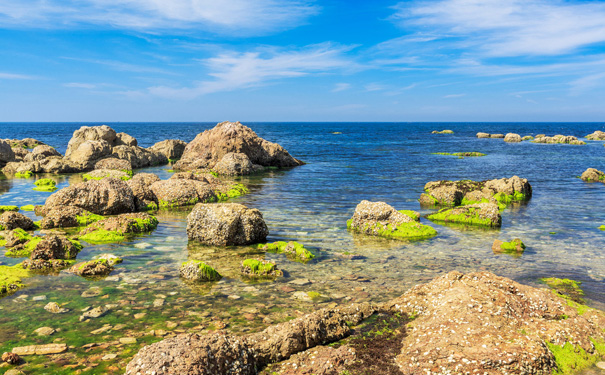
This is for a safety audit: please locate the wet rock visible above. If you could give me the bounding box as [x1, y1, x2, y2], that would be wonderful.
[1, 352, 20, 364]
[69, 259, 116, 277]
[24, 145, 61, 162]
[522, 135, 534, 141]
[581, 168, 605, 183]
[431, 129, 453, 134]
[111, 145, 167, 168]
[492, 238, 526, 254]
[476, 132, 490, 138]
[533, 134, 586, 145]
[126, 173, 161, 211]
[347, 200, 436, 240]
[0, 212, 34, 231]
[174, 121, 303, 172]
[94, 157, 132, 172]
[150, 178, 216, 208]
[34, 327, 56, 336]
[180, 260, 222, 282]
[504, 133, 522, 142]
[586, 130, 605, 140]
[29, 234, 82, 260]
[213, 152, 263, 176]
[21, 259, 73, 271]
[0, 140, 16, 167]
[79, 212, 158, 236]
[3, 228, 32, 247]
[187, 203, 268, 246]
[114, 132, 138, 147]
[289, 278, 311, 286]
[39, 206, 102, 229]
[12, 343, 67, 355]
[44, 302, 69, 314]
[43, 177, 136, 215]
[119, 337, 137, 344]
[241, 259, 283, 278]
[261, 345, 356, 375]
[80, 306, 109, 320]
[148, 139, 187, 161]
[490, 133, 505, 138]
[427, 202, 502, 227]
[82, 168, 131, 181]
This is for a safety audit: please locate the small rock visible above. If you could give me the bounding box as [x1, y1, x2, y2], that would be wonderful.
[154, 329, 168, 337]
[81, 287, 102, 298]
[166, 321, 178, 329]
[102, 353, 118, 361]
[153, 298, 165, 307]
[596, 361, 605, 370]
[44, 302, 69, 314]
[32, 295, 47, 301]
[293, 291, 312, 301]
[12, 343, 67, 355]
[228, 295, 241, 300]
[2, 352, 21, 364]
[34, 327, 56, 336]
[79, 306, 109, 321]
[289, 279, 311, 286]
[134, 313, 146, 319]
[90, 325, 112, 335]
[119, 337, 137, 344]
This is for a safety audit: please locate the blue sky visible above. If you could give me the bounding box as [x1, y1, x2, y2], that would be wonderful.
[1, 0, 605, 122]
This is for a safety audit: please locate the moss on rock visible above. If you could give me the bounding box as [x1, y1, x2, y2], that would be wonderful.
[20, 204, 34, 211]
[179, 260, 222, 282]
[241, 259, 283, 277]
[0, 205, 19, 212]
[34, 178, 56, 187]
[0, 264, 31, 295]
[76, 213, 105, 227]
[492, 238, 526, 255]
[79, 229, 125, 244]
[259, 241, 315, 262]
[542, 278, 585, 304]
[432, 152, 486, 157]
[15, 171, 33, 178]
[546, 339, 605, 374]
[427, 203, 502, 228]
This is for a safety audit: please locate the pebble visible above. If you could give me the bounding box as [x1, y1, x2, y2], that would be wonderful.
[105, 275, 120, 282]
[12, 343, 67, 355]
[290, 279, 311, 286]
[32, 295, 47, 301]
[44, 302, 69, 314]
[79, 306, 109, 321]
[81, 287, 102, 298]
[134, 242, 151, 249]
[119, 337, 137, 344]
[228, 295, 241, 300]
[102, 353, 118, 361]
[293, 291, 312, 301]
[134, 312, 147, 319]
[34, 327, 56, 336]
[90, 325, 112, 335]
[153, 298, 165, 307]
[166, 321, 178, 329]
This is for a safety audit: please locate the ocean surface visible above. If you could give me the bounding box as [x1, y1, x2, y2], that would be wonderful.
[1, 122, 604, 374]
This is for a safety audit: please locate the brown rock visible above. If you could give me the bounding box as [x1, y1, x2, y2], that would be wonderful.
[65, 125, 117, 159]
[151, 179, 216, 208]
[581, 168, 605, 183]
[29, 234, 81, 260]
[148, 139, 187, 160]
[476, 132, 490, 138]
[66, 140, 112, 167]
[0, 211, 35, 230]
[0, 140, 16, 167]
[504, 133, 522, 142]
[39, 206, 95, 229]
[12, 343, 67, 355]
[213, 153, 263, 176]
[24, 145, 61, 162]
[79, 212, 158, 235]
[586, 130, 605, 140]
[126, 173, 161, 211]
[114, 132, 138, 147]
[94, 157, 132, 171]
[111, 145, 167, 168]
[1, 351, 20, 364]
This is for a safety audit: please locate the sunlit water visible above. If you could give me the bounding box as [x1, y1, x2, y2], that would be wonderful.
[1, 122, 604, 374]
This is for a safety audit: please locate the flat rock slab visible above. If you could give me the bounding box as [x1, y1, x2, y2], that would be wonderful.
[12, 343, 67, 355]
[33, 327, 56, 336]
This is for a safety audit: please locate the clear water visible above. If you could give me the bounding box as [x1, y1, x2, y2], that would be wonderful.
[1, 122, 604, 374]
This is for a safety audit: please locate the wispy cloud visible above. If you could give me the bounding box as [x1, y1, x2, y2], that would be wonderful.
[391, 0, 605, 57]
[332, 83, 351, 92]
[64, 82, 97, 89]
[0, 0, 318, 35]
[569, 72, 605, 96]
[443, 93, 465, 98]
[147, 43, 355, 99]
[0, 72, 37, 80]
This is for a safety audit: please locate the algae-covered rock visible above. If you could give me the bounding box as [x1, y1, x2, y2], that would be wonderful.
[258, 241, 314, 262]
[427, 202, 502, 227]
[39, 206, 103, 229]
[187, 203, 268, 246]
[541, 277, 585, 304]
[432, 152, 485, 158]
[180, 260, 222, 282]
[126, 173, 161, 211]
[3, 228, 32, 248]
[241, 259, 283, 278]
[0, 205, 19, 213]
[504, 133, 521, 142]
[82, 169, 131, 181]
[79, 212, 158, 242]
[69, 258, 115, 277]
[15, 171, 33, 178]
[79, 229, 125, 244]
[431, 130, 454, 134]
[586, 130, 605, 141]
[0, 211, 35, 231]
[581, 168, 605, 183]
[213, 152, 263, 176]
[348, 200, 437, 240]
[33, 178, 57, 192]
[492, 238, 526, 254]
[0, 264, 31, 296]
[533, 134, 586, 145]
[522, 135, 534, 141]
[29, 235, 82, 261]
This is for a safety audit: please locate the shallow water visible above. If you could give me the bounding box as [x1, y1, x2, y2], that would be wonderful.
[1, 122, 605, 374]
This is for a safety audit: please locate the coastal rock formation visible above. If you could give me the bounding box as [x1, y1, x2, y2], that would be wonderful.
[180, 260, 222, 282]
[69, 258, 118, 277]
[128, 271, 605, 375]
[148, 139, 187, 161]
[115, 132, 137, 147]
[213, 152, 263, 176]
[504, 133, 521, 142]
[126, 173, 161, 211]
[94, 157, 132, 172]
[533, 134, 586, 145]
[581, 168, 605, 183]
[3, 138, 46, 149]
[490, 133, 505, 138]
[150, 179, 216, 208]
[39, 206, 101, 229]
[476, 132, 490, 138]
[431, 130, 453, 134]
[419, 176, 531, 207]
[174, 121, 303, 172]
[347, 200, 436, 240]
[187, 203, 268, 246]
[0, 140, 16, 168]
[0, 212, 35, 231]
[29, 235, 81, 261]
[65, 125, 117, 158]
[82, 168, 131, 181]
[79, 213, 158, 236]
[585, 130, 605, 140]
[42, 178, 136, 215]
[110, 145, 167, 169]
[427, 202, 502, 227]
[24, 145, 60, 162]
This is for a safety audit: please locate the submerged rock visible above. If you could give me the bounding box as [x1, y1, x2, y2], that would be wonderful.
[427, 202, 502, 227]
[180, 260, 222, 282]
[347, 200, 436, 241]
[581, 168, 605, 183]
[69, 259, 116, 277]
[187, 203, 268, 246]
[241, 259, 283, 278]
[259, 241, 314, 262]
[174, 121, 303, 172]
[492, 238, 526, 254]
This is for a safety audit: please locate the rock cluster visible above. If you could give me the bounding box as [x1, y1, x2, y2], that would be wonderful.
[585, 130, 605, 140]
[532, 134, 586, 145]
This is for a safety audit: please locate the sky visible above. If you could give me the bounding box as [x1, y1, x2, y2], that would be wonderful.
[1, 0, 605, 122]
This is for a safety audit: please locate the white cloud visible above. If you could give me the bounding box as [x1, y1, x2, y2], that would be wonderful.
[0, 72, 36, 80]
[569, 72, 605, 96]
[64, 82, 97, 89]
[0, 0, 318, 35]
[147, 43, 354, 99]
[332, 83, 351, 92]
[443, 93, 465, 98]
[391, 0, 605, 57]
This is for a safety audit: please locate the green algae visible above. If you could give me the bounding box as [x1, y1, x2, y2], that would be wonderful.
[427, 206, 497, 227]
[34, 178, 56, 187]
[33, 185, 58, 192]
[0, 205, 19, 212]
[546, 339, 605, 375]
[15, 171, 33, 178]
[79, 229, 125, 244]
[599, 225, 605, 231]
[158, 197, 199, 208]
[82, 172, 131, 181]
[0, 264, 31, 295]
[259, 241, 315, 262]
[399, 210, 420, 221]
[145, 202, 159, 211]
[241, 259, 282, 277]
[542, 278, 585, 304]
[182, 260, 222, 281]
[215, 183, 250, 201]
[307, 291, 321, 300]
[76, 213, 105, 227]
[20, 204, 35, 211]
[499, 239, 526, 253]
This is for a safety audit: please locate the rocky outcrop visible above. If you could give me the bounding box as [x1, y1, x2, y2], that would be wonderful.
[427, 202, 502, 227]
[127, 271, 605, 375]
[504, 133, 521, 142]
[69, 257, 119, 277]
[2, 138, 46, 149]
[347, 201, 436, 240]
[148, 139, 187, 161]
[0, 140, 15, 168]
[150, 179, 216, 208]
[213, 153, 264, 176]
[94, 157, 132, 172]
[126, 173, 161, 211]
[174, 121, 303, 172]
[585, 130, 605, 140]
[581, 168, 605, 183]
[115, 132, 137, 147]
[490, 133, 505, 138]
[431, 130, 453, 134]
[66, 140, 112, 168]
[0, 212, 34, 231]
[110, 145, 167, 169]
[42, 178, 135, 215]
[533, 134, 586, 145]
[24, 145, 61, 162]
[39, 206, 101, 229]
[65, 125, 117, 158]
[476, 132, 490, 138]
[187, 203, 268, 246]
[419, 176, 532, 207]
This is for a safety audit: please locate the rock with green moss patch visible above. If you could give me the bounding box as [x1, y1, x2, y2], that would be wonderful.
[79, 229, 125, 244]
[0, 205, 19, 212]
[22, 258, 74, 271]
[431, 130, 454, 134]
[180, 260, 222, 282]
[126, 173, 161, 211]
[241, 258, 283, 277]
[20, 204, 34, 211]
[82, 168, 131, 181]
[34, 178, 56, 187]
[15, 171, 33, 178]
[3, 228, 33, 249]
[580, 168, 605, 183]
[0, 264, 31, 295]
[77, 213, 158, 244]
[26, 235, 82, 262]
[259, 241, 315, 262]
[428, 202, 502, 227]
[39, 206, 104, 229]
[69, 259, 114, 277]
[541, 277, 585, 304]
[0, 211, 35, 231]
[348, 200, 437, 240]
[492, 238, 526, 254]
[522, 135, 534, 141]
[150, 178, 216, 208]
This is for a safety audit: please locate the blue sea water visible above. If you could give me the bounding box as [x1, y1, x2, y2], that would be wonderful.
[0, 122, 605, 372]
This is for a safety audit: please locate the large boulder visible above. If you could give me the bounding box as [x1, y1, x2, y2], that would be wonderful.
[581, 168, 605, 183]
[148, 139, 187, 161]
[174, 121, 303, 172]
[24, 145, 61, 162]
[111, 145, 167, 168]
[585, 130, 605, 140]
[39, 206, 101, 229]
[187, 203, 268, 246]
[29, 235, 81, 260]
[43, 178, 135, 215]
[126, 173, 161, 211]
[114, 132, 137, 147]
[504, 133, 521, 142]
[66, 140, 112, 167]
[150, 179, 216, 208]
[347, 200, 436, 240]
[213, 153, 263, 176]
[0, 140, 15, 167]
[65, 125, 117, 159]
[0, 212, 34, 231]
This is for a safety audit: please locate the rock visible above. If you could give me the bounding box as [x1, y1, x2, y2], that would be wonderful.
[427, 202, 502, 227]
[24, 145, 61, 162]
[174, 121, 303, 172]
[11, 146, 30, 161]
[119, 337, 137, 344]
[347, 200, 436, 240]
[114, 132, 138, 147]
[585, 130, 605, 140]
[522, 135, 534, 141]
[150, 178, 216, 208]
[44, 302, 69, 314]
[259, 241, 314, 262]
[111, 145, 167, 168]
[12, 343, 67, 355]
[82, 168, 131, 181]
[94, 157, 132, 172]
[476, 132, 490, 138]
[66, 140, 112, 167]
[596, 361, 605, 370]
[148, 139, 187, 161]
[34, 327, 56, 336]
[533, 134, 586, 145]
[0, 140, 16, 167]
[289, 278, 311, 286]
[80, 306, 109, 320]
[3, 228, 32, 248]
[581, 168, 605, 183]
[213, 152, 263, 176]
[43, 178, 136, 215]
[70, 259, 115, 277]
[29, 234, 82, 260]
[241, 259, 283, 277]
[431, 129, 454, 134]
[96, 253, 123, 266]
[0, 212, 34, 231]
[125, 303, 375, 375]
[126, 173, 161, 211]
[65, 125, 117, 159]
[78, 212, 158, 244]
[1, 352, 20, 364]
[504, 133, 521, 142]
[263, 345, 356, 375]
[490, 133, 505, 138]
[187, 203, 268, 246]
[102, 353, 119, 361]
[492, 238, 526, 254]
[21, 258, 73, 271]
[39, 206, 102, 229]
[180, 260, 222, 282]
[134, 312, 146, 319]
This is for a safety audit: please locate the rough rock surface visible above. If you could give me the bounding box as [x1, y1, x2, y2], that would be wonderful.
[581, 168, 605, 183]
[586, 130, 605, 140]
[39, 206, 92, 229]
[29, 235, 81, 260]
[66, 140, 112, 167]
[533, 134, 586, 145]
[43, 178, 135, 215]
[69, 259, 114, 277]
[148, 139, 187, 160]
[348, 200, 414, 235]
[0, 140, 16, 167]
[476, 132, 490, 138]
[150, 179, 216, 208]
[213, 152, 263, 176]
[0, 212, 34, 231]
[504, 133, 522, 142]
[115, 132, 138, 147]
[490, 133, 505, 138]
[24, 145, 61, 162]
[174, 121, 303, 171]
[126, 173, 161, 210]
[79, 212, 157, 235]
[187, 203, 268, 246]
[83, 168, 130, 181]
[111, 145, 167, 169]
[94, 157, 132, 171]
[65, 125, 116, 158]
[428, 202, 502, 227]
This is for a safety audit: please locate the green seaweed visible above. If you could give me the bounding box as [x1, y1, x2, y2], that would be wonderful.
[0, 264, 31, 295]
[242, 259, 281, 277]
[599, 225, 605, 231]
[20, 204, 35, 211]
[0, 205, 19, 212]
[76, 213, 105, 227]
[427, 206, 497, 227]
[33, 185, 58, 192]
[541, 278, 585, 304]
[182, 260, 222, 281]
[215, 183, 250, 202]
[499, 239, 526, 253]
[399, 210, 420, 221]
[15, 171, 33, 178]
[158, 197, 199, 208]
[259, 241, 315, 262]
[34, 178, 56, 187]
[79, 229, 125, 244]
[546, 339, 605, 374]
